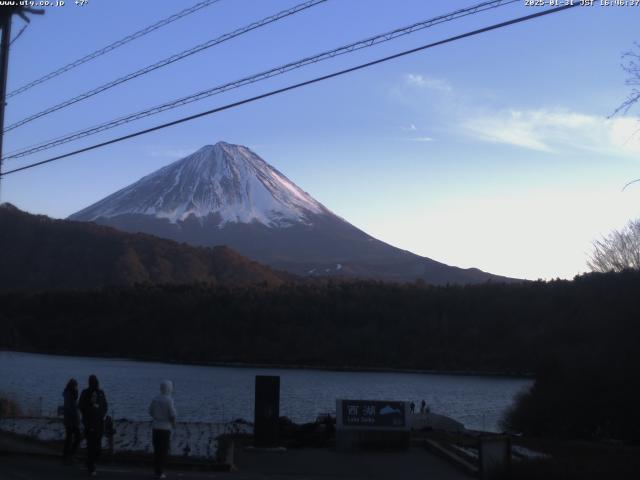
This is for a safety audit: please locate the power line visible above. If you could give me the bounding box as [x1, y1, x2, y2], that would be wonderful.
[9, 22, 28, 46]
[0, 3, 579, 178]
[5, 0, 519, 159]
[4, 0, 328, 133]
[6, 0, 223, 99]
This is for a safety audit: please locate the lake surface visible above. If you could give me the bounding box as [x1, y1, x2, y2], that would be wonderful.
[0, 351, 531, 432]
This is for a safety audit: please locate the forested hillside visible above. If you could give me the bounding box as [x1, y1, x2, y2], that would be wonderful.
[0, 203, 291, 290]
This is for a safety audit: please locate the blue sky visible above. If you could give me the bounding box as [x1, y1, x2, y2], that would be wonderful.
[2, 0, 639, 280]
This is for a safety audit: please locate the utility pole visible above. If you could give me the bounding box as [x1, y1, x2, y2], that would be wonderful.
[0, 9, 13, 198]
[0, 6, 43, 200]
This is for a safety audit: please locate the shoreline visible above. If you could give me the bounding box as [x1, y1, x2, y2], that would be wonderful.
[0, 349, 534, 379]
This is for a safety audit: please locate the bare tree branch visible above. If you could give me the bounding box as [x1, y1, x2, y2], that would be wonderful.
[621, 178, 640, 192]
[612, 43, 640, 190]
[588, 219, 640, 272]
[611, 42, 640, 117]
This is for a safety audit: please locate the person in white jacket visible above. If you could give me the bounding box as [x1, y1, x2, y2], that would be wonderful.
[149, 380, 176, 479]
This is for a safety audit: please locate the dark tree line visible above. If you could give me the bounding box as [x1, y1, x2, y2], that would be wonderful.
[1, 271, 640, 441]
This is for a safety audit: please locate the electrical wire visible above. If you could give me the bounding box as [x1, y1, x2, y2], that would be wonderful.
[6, 0, 223, 99]
[4, 0, 328, 133]
[9, 22, 28, 46]
[0, 3, 579, 178]
[5, 0, 519, 158]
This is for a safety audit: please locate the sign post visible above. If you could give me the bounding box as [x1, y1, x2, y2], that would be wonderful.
[254, 375, 280, 447]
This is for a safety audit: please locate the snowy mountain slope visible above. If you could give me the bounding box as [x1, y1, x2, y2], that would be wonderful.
[70, 142, 515, 285]
[71, 142, 326, 226]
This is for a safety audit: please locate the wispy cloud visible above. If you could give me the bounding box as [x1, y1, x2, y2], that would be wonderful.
[405, 73, 452, 93]
[396, 123, 434, 142]
[463, 109, 640, 156]
[396, 73, 640, 159]
[409, 136, 434, 142]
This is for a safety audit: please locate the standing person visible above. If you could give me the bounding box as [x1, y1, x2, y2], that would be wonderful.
[420, 399, 426, 414]
[62, 378, 81, 464]
[149, 380, 176, 480]
[409, 401, 415, 414]
[78, 375, 108, 477]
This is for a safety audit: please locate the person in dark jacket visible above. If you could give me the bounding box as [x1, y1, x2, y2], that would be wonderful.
[62, 378, 81, 464]
[78, 375, 108, 476]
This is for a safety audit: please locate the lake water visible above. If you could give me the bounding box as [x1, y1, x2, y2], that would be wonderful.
[0, 351, 531, 432]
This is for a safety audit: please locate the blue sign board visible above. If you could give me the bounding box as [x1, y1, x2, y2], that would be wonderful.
[340, 399, 406, 428]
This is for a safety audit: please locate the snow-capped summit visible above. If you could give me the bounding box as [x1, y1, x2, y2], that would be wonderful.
[71, 142, 515, 285]
[71, 142, 326, 227]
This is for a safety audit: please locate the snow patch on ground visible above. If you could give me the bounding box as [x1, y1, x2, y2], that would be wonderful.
[450, 444, 479, 459]
[449, 442, 551, 462]
[512, 445, 552, 460]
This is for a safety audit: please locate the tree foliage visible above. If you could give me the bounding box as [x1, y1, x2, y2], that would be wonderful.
[0, 203, 291, 290]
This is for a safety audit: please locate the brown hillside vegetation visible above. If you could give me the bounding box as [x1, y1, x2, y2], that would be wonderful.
[0, 204, 292, 290]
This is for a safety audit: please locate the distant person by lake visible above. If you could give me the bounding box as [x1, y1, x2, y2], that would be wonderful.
[149, 380, 177, 480]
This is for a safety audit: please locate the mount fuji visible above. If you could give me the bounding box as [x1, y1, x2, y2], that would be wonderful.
[70, 142, 512, 284]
